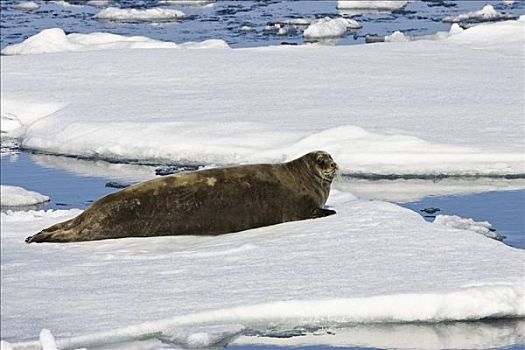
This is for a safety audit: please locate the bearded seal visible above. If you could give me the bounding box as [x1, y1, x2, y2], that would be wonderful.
[26, 151, 338, 243]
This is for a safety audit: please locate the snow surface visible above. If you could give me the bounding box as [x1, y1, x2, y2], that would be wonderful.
[434, 215, 504, 240]
[38, 329, 57, 350]
[14, 1, 39, 11]
[0, 185, 49, 207]
[0, 114, 22, 134]
[0, 28, 229, 55]
[303, 17, 361, 39]
[443, 5, 513, 23]
[0, 20, 524, 176]
[337, 0, 408, 11]
[1, 192, 523, 348]
[94, 7, 187, 23]
[158, 0, 215, 6]
[384, 24, 463, 42]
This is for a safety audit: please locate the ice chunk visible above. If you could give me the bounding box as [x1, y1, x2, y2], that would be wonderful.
[0, 341, 13, 350]
[39, 329, 58, 350]
[179, 39, 229, 49]
[95, 7, 187, 22]
[337, 0, 408, 11]
[158, 0, 215, 6]
[158, 325, 244, 348]
[49, 0, 81, 7]
[443, 5, 514, 23]
[0, 28, 231, 55]
[0, 114, 22, 134]
[0, 185, 49, 207]
[14, 1, 39, 11]
[240, 25, 254, 32]
[434, 215, 505, 241]
[87, 0, 109, 6]
[304, 17, 361, 39]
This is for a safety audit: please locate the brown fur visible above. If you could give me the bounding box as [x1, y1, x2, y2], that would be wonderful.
[26, 151, 337, 243]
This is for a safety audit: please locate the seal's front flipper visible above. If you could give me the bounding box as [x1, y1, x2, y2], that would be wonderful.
[311, 208, 336, 218]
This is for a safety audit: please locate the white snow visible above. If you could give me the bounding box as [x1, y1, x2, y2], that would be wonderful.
[0, 185, 49, 207]
[0, 28, 229, 55]
[158, 0, 215, 6]
[337, 0, 408, 11]
[1, 192, 523, 348]
[95, 7, 187, 22]
[240, 25, 254, 32]
[48, 1, 81, 7]
[38, 329, 57, 350]
[384, 24, 464, 42]
[86, 0, 109, 7]
[14, 1, 39, 11]
[443, 4, 513, 23]
[304, 17, 361, 39]
[434, 215, 504, 240]
[0, 114, 22, 134]
[0, 20, 524, 176]
[179, 39, 230, 49]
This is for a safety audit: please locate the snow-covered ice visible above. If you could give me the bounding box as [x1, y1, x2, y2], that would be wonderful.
[0, 28, 229, 55]
[1, 19, 523, 176]
[1, 191, 523, 347]
[0, 185, 49, 207]
[86, 0, 109, 7]
[443, 4, 514, 23]
[48, 0, 81, 7]
[38, 329, 58, 350]
[434, 215, 505, 241]
[13, 1, 39, 11]
[0, 114, 22, 134]
[337, 1, 409, 11]
[383, 24, 463, 42]
[158, 0, 215, 6]
[94, 7, 187, 23]
[303, 17, 361, 40]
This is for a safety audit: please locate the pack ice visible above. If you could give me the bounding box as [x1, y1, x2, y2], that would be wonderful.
[1, 20, 523, 176]
[1, 192, 524, 349]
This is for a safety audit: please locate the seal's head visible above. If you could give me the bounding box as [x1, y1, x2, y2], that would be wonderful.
[300, 150, 338, 182]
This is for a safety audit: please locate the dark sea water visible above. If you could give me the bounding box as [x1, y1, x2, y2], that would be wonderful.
[1, 1, 524, 349]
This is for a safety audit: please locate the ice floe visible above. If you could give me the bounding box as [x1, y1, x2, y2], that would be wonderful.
[1, 20, 523, 176]
[158, 0, 215, 6]
[48, 0, 81, 7]
[1, 192, 523, 347]
[86, 0, 109, 7]
[0, 185, 49, 207]
[337, 0, 409, 11]
[303, 17, 361, 40]
[0, 28, 229, 55]
[373, 23, 463, 43]
[13, 1, 39, 11]
[94, 7, 187, 23]
[434, 215, 505, 241]
[443, 4, 515, 23]
[0, 114, 22, 134]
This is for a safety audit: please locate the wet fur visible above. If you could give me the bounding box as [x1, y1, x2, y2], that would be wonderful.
[26, 151, 337, 243]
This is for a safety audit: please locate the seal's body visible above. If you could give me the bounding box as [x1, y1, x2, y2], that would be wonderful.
[26, 151, 337, 243]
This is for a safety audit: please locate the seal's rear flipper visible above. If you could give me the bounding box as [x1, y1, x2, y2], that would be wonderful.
[25, 230, 68, 243]
[311, 208, 336, 218]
